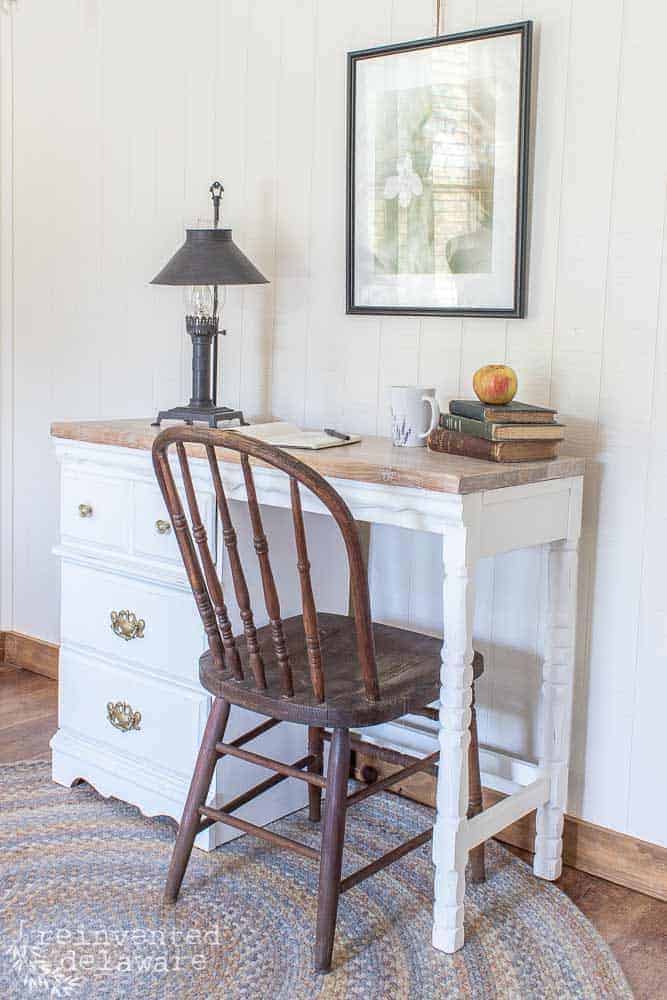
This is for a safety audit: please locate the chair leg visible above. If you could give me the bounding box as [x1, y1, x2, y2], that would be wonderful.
[467, 685, 486, 883]
[164, 697, 230, 903]
[314, 727, 350, 973]
[308, 726, 324, 822]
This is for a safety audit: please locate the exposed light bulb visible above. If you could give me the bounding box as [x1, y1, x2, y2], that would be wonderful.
[184, 285, 214, 319]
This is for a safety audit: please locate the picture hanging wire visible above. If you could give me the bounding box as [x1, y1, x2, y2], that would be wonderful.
[435, 0, 444, 35]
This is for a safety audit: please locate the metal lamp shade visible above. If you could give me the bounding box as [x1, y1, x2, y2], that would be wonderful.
[151, 229, 268, 286]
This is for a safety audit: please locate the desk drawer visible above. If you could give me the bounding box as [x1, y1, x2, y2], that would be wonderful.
[59, 645, 208, 777]
[132, 480, 216, 566]
[61, 562, 206, 683]
[62, 471, 131, 553]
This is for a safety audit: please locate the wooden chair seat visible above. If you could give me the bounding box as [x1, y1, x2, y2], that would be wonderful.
[202, 613, 449, 727]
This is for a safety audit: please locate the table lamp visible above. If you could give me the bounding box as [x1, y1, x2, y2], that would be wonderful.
[150, 181, 268, 428]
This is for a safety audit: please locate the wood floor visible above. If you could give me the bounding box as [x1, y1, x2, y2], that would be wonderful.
[1, 664, 664, 997]
[0, 663, 60, 763]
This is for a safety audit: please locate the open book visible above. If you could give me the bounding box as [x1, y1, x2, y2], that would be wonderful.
[232, 421, 361, 451]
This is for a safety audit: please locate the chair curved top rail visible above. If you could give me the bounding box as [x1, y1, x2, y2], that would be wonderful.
[152, 425, 379, 704]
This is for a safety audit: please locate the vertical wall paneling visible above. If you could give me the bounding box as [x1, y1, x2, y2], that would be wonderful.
[581, 0, 667, 834]
[0, 7, 14, 630]
[549, 0, 624, 817]
[306, 0, 390, 434]
[235, 0, 282, 420]
[149, 0, 191, 415]
[270, 0, 318, 426]
[626, 190, 667, 843]
[3, 0, 667, 847]
[215, 0, 251, 414]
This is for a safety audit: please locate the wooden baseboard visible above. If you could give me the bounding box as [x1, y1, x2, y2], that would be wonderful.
[353, 751, 667, 904]
[0, 630, 59, 680]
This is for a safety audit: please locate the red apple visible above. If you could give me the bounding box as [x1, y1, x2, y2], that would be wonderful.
[472, 364, 518, 405]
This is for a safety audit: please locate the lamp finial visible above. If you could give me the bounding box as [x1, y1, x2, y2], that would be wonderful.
[209, 181, 224, 229]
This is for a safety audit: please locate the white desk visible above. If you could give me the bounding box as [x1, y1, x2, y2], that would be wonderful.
[51, 419, 584, 954]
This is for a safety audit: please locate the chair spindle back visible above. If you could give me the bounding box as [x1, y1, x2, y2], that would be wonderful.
[152, 426, 379, 704]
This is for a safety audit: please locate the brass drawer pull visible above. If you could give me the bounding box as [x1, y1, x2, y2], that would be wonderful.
[155, 519, 171, 535]
[110, 609, 145, 641]
[107, 700, 142, 732]
[78, 503, 93, 518]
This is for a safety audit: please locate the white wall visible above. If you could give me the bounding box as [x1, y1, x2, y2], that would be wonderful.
[1, 0, 665, 848]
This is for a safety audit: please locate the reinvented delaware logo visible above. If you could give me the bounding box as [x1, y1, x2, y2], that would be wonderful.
[5, 923, 81, 998]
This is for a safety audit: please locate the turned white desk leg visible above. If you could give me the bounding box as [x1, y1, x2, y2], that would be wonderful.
[534, 535, 580, 880]
[432, 509, 480, 954]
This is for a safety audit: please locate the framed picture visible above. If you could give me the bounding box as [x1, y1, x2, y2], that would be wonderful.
[346, 21, 532, 318]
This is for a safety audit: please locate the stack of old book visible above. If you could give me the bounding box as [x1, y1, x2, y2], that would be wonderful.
[428, 399, 564, 462]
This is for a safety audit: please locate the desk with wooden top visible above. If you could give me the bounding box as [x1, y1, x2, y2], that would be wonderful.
[51, 418, 585, 954]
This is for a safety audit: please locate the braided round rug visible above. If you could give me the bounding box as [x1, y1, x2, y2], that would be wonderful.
[1, 760, 630, 999]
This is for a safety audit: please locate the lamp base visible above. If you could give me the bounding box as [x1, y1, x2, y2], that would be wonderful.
[151, 404, 247, 429]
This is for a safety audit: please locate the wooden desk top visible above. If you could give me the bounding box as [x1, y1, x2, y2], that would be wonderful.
[51, 419, 585, 495]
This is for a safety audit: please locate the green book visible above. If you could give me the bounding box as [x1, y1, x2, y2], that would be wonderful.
[449, 399, 557, 424]
[440, 412, 565, 442]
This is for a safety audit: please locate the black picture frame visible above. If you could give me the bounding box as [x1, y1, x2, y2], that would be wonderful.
[346, 21, 532, 318]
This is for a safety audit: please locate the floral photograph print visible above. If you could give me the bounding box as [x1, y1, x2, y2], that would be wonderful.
[346, 22, 532, 317]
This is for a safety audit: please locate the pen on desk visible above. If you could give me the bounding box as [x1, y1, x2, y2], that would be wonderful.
[324, 428, 350, 441]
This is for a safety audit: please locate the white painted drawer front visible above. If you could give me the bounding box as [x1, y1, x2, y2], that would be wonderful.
[132, 480, 216, 565]
[61, 562, 205, 682]
[59, 646, 208, 777]
[62, 471, 131, 553]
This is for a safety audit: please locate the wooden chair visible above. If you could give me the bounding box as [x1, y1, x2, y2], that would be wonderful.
[152, 426, 486, 973]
